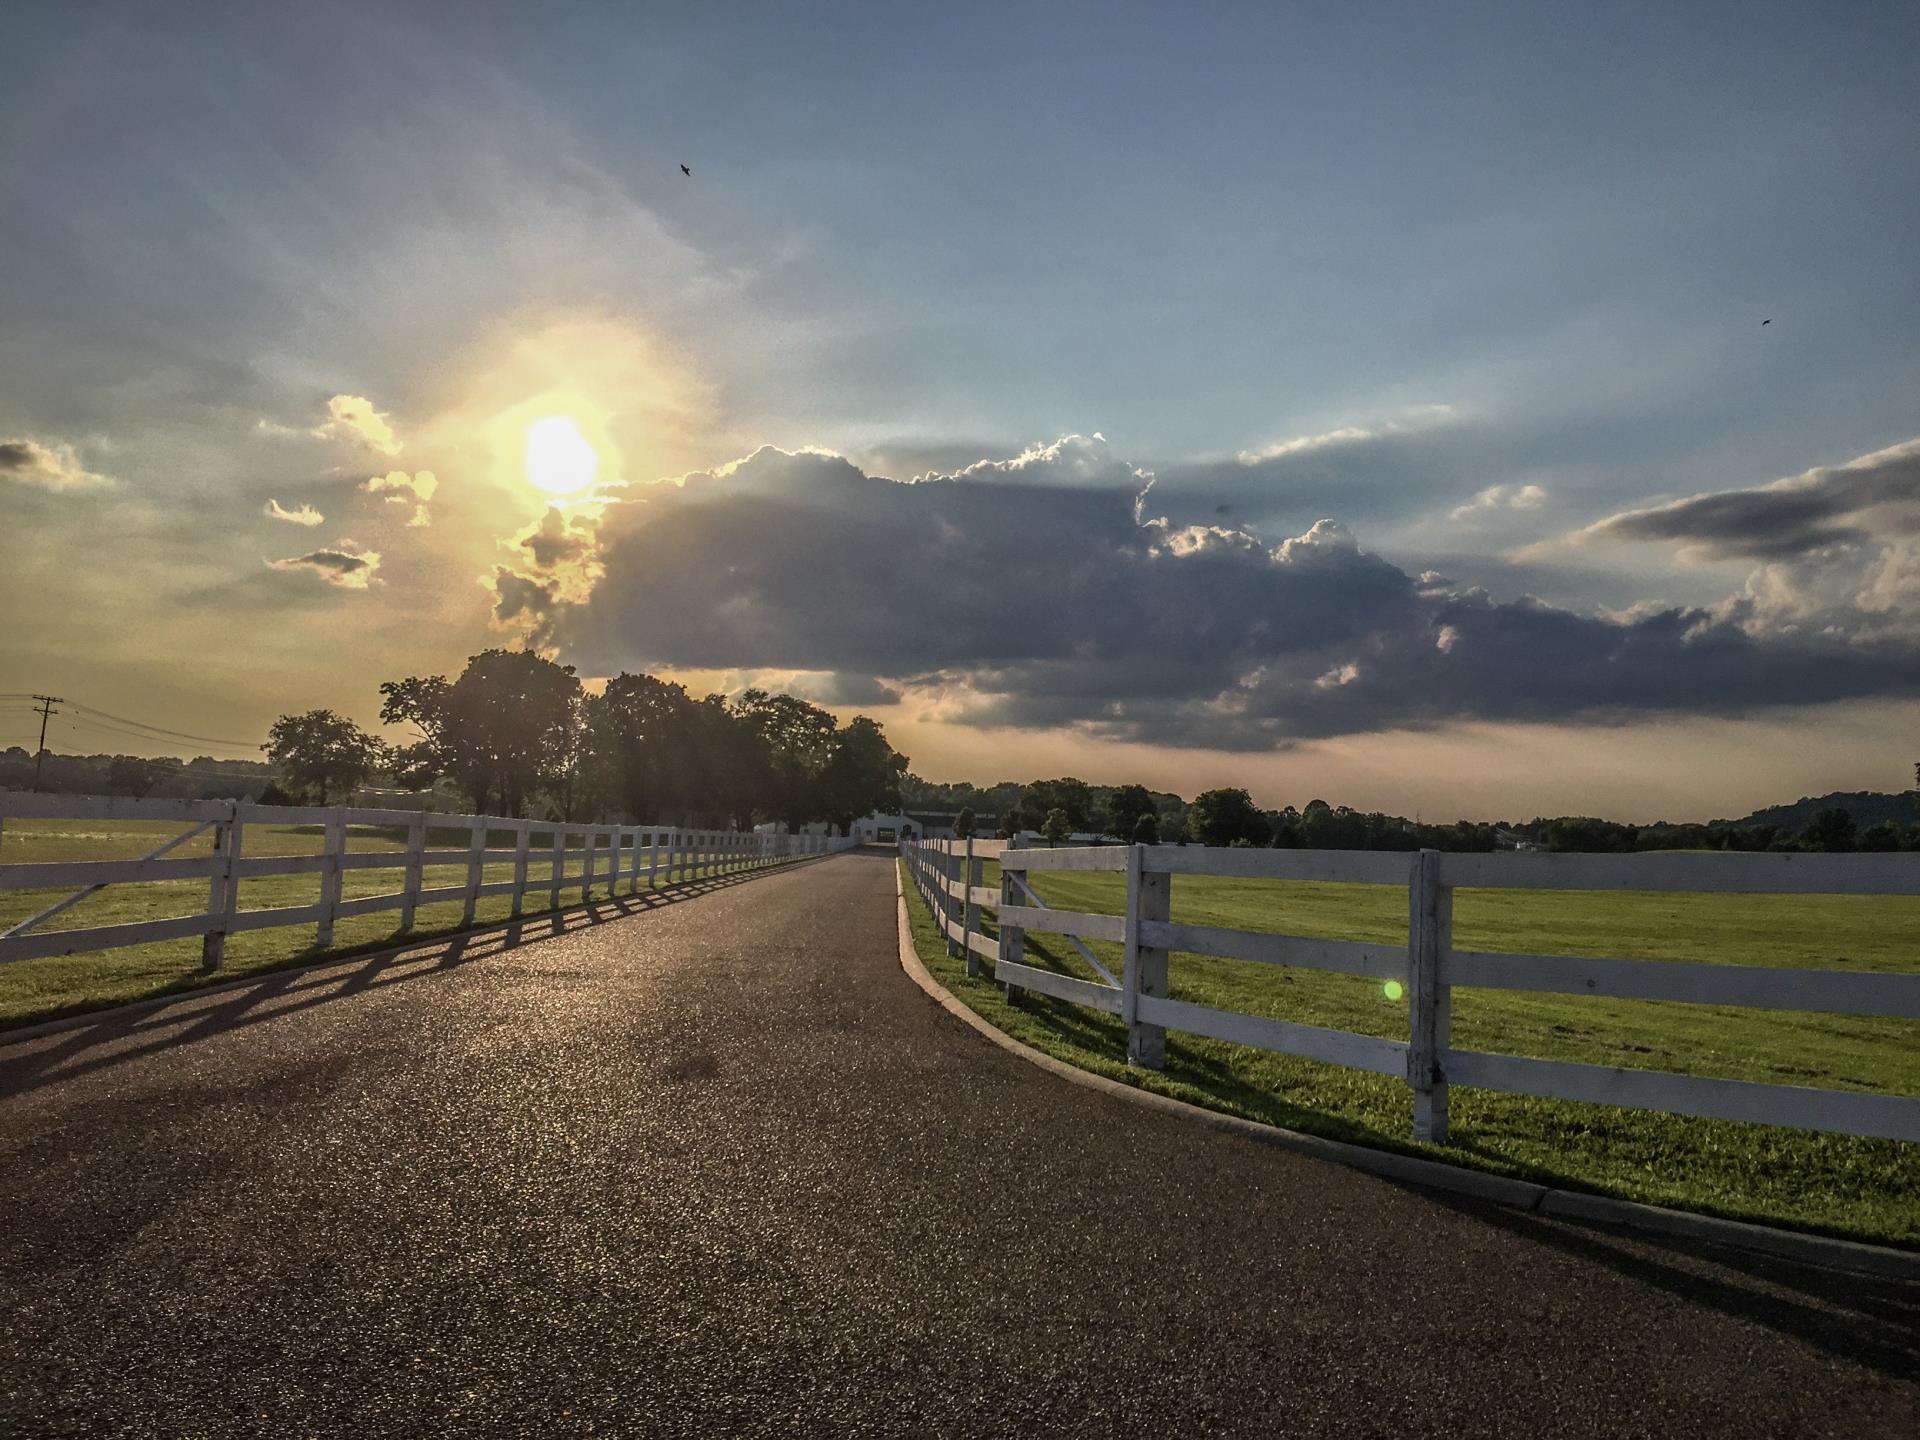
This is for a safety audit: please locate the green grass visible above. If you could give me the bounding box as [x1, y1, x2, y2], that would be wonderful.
[903, 859, 1920, 1248]
[0, 818, 764, 1028]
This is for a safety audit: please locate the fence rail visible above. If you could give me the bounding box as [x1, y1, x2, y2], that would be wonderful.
[0, 793, 854, 970]
[900, 836, 1920, 1146]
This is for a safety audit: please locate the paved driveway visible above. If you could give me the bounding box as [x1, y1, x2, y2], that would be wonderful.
[2, 851, 1913, 1436]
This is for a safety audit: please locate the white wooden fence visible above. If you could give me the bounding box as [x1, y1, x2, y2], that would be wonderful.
[902, 837, 1920, 1145]
[0, 793, 853, 971]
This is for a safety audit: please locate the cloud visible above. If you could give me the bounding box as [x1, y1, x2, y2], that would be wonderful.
[0, 438, 111, 491]
[1449, 483, 1548, 521]
[1566, 438, 1920, 563]
[1234, 407, 1455, 465]
[544, 439, 1920, 749]
[484, 507, 603, 634]
[1145, 407, 1472, 536]
[263, 498, 324, 526]
[516, 506, 594, 569]
[363, 468, 437, 527]
[485, 565, 555, 623]
[313, 394, 400, 455]
[914, 433, 1152, 491]
[1561, 437, 1920, 643]
[265, 543, 381, 589]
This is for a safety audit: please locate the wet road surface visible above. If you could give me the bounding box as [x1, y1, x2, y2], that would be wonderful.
[2, 851, 1915, 1436]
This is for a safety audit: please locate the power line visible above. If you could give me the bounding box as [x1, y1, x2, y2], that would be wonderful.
[43, 718, 266, 771]
[64, 702, 261, 750]
[56, 711, 260, 757]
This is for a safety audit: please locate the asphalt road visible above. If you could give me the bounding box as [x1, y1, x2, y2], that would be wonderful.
[2, 851, 1914, 1437]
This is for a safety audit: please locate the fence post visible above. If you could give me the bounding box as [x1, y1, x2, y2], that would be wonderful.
[399, 814, 427, 933]
[316, 807, 345, 949]
[941, 841, 961, 958]
[1000, 837, 1025, 1002]
[200, 800, 241, 971]
[461, 816, 485, 927]
[511, 820, 531, 917]
[1408, 848, 1452, 1143]
[1124, 842, 1170, 1069]
[962, 834, 983, 977]
[548, 827, 565, 910]
[580, 829, 597, 904]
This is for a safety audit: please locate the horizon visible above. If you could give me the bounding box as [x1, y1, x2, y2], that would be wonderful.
[6, 3, 1919, 825]
[7, 729, 1911, 833]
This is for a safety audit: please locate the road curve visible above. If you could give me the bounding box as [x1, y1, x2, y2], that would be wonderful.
[2, 851, 1914, 1437]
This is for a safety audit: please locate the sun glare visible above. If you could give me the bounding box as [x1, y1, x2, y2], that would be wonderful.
[524, 416, 600, 496]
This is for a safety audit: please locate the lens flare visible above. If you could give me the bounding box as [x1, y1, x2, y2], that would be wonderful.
[1383, 980, 1404, 1002]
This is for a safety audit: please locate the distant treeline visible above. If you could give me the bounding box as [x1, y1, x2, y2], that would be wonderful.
[904, 776, 1920, 853]
[12, 687, 1916, 852]
[0, 748, 272, 801]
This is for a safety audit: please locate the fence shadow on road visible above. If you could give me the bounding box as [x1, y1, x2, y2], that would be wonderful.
[0, 854, 841, 1101]
[1420, 1190, 1920, 1381]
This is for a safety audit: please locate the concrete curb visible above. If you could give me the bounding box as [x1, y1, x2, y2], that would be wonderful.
[0, 857, 826, 1049]
[893, 868, 1920, 1282]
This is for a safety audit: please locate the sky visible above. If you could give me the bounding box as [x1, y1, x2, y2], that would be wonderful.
[3, 0, 1918, 822]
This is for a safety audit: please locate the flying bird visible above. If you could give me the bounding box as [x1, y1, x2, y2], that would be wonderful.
[681, 164, 692, 177]
[1761, 318, 1771, 325]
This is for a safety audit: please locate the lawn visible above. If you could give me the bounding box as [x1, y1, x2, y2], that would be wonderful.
[0, 817, 769, 1028]
[902, 858, 1920, 1248]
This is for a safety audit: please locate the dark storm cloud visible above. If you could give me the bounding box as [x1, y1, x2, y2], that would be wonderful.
[489, 566, 555, 624]
[1573, 438, 1920, 562]
[265, 545, 380, 589]
[548, 442, 1920, 749]
[0, 437, 110, 491]
[517, 508, 594, 569]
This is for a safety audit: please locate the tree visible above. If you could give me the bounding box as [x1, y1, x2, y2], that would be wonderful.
[995, 812, 1019, 840]
[1132, 811, 1159, 844]
[820, 715, 909, 833]
[953, 806, 976, 839]
[733, 689, 838, 831]
[681, 693, 765, 827]
[1187, 787, 1269, 847]
[262, 709, 387, 805]
[1857, 821, 1903, 853]
[1801, 807, 1857, 852]
[379, 650, 581, 816]
[1104, 784, 1154, 843]
[107, 755, 167, 798]
[584, 673, 698, 822]
[1041, 807, 1072, 847]
[1017, 778, 1093, 833]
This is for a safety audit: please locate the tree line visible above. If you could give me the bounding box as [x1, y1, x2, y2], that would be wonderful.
[907, 775, 1920, 853]
[17, 682, 1915, 852]
[259, 649, 908, 831]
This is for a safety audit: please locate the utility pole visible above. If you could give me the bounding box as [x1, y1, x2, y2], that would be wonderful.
[30, 695, 62, 792]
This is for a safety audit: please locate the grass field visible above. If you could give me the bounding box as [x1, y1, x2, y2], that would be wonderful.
[0, 817, 762, 1028]
[901, 858, 1920, 1248]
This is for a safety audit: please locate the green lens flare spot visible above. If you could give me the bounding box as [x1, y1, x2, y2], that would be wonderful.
[1383, 980, 1405, 1002]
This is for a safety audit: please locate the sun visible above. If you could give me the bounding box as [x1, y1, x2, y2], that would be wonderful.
[523, 415, 600, 496]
